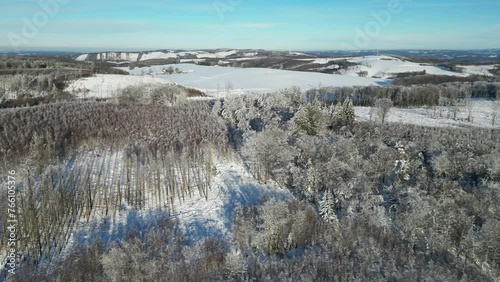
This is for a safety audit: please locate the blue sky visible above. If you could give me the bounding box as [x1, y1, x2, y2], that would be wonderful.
[1, 0, 499, 51]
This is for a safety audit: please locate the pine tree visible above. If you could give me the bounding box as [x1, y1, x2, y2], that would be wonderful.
[293, 102, 325, 136]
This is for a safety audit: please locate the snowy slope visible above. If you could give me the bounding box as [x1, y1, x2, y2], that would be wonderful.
[171, 161, 293, 242]
[196, 50, 238, 59]
[76, 54, 89, 61]
[63, 157, 293, 253]
[458, 65, 496, 77]
[140, 51, 178, 61]
[340, 55, 467, 78]
[117, 64, 389, 96]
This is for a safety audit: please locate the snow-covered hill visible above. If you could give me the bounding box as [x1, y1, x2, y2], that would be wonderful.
[338, 55, 464, 78]
[75, 49, 251, 63]
[116, 64, 389, 96]
[458, 64, 497, 77]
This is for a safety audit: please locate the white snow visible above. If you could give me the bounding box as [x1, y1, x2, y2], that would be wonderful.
[196, 50, 238, 59]
[171, 161, 293, 241]
[458, 65, 496, 77]
[121, 52, 140, 62]
[180, 58, 206, 63]
[299, 58, 336, 64]
[66, 74, 175, 98]
[117, 64, 389, 97]
[356, 99, 500, 130]
[341, 55, 468, 78]
[290, 52, 311, 56]
[76, 54, 88, 61]
[61, 153, 293, 254]
[140, 51, 178, 61]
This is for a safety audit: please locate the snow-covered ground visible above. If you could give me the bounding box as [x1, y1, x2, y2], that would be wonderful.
[458, 65, 496, 77]
[76, 54, 88, 61]
[140, 51, 178, 61]
[66, 74, 175, 98]
[117, 64, 389, 97]
[298, 58, 337, 65]
[339, 55, 467, 78]
[64, 157, 292, 254]
[196, 50, 238, 59]
[169, 161, 292, 242]
[356, 100, 500, 130]
[329, 55, 499, 78]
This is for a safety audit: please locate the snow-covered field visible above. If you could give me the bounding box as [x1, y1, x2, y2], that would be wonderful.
[117, 64, 389, 96]
[66, 74, 175, 98]
[356, 100, 500, 130]
[458, 64, 496, 77]
[339, 55, 467, 78]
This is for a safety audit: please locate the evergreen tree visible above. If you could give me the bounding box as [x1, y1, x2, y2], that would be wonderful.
[293, 102, 325, 135]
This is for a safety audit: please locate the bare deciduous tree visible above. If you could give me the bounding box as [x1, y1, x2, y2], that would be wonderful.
[491, 100, 500, 127]
[374, 98, 393, 124]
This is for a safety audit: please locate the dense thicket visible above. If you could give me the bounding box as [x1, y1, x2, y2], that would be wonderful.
[116, 84, 205, 106]
[221, 91, 500, 280]
[0, 101, 228, 274]
[0, 101, 226, 165]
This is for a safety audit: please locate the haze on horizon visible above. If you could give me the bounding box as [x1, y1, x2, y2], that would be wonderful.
[1, 0, 499, 52]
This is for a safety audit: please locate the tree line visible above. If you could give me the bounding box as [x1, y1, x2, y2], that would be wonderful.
[308, 81, 499, 108]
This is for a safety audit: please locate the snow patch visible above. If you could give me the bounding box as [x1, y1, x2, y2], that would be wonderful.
[140, 51, 178, 61]
[76, 54, 88, 61]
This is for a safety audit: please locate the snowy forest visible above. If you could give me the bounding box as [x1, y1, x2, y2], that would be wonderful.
[0, 76, 499, 281]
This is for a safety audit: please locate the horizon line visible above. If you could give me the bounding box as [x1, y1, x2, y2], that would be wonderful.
[1, 47, 500, 54]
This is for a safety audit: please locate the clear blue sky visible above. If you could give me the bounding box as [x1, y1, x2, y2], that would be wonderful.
[1, 0, 499, 51]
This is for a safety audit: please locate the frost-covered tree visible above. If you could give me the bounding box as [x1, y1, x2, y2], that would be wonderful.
[465, 96, 476, 123]
[293, 101, 325, 135]
[241, 130, 295, 184]
[491, 101, 500, 127]
[319, 189, 337, 223]
[374, 98, 393, 124]
[329, 98, 355, 129]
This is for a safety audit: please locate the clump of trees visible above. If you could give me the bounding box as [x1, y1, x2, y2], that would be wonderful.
[117, 84, 204, 105]
[233, 199, 321, 255]
[219, 90, 500, 280]
[0, 101, 224, 163]
[310, 82, 500, 108]
[0, 56, 128, 108]
[0, 100, 228, 271]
